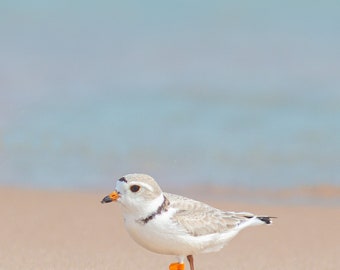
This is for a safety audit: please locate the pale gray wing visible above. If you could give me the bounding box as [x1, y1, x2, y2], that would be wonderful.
[164, 193, 253, 236]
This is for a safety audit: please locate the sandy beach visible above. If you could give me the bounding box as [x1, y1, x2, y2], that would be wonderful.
[1, 187, 339, 270]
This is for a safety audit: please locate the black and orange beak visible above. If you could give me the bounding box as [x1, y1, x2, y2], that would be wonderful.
[101, 191, 120, 204]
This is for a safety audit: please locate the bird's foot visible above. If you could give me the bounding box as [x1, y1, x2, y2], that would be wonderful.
[169, 262, 185, 270]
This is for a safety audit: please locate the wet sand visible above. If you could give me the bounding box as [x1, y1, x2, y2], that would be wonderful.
[1, 187, 339, 269]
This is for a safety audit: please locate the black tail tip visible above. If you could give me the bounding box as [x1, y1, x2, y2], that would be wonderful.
[258, 216, 276, 224]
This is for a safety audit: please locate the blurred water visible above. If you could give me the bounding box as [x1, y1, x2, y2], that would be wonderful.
[1, 1, 340, 190]
[1, 90, 339, 189]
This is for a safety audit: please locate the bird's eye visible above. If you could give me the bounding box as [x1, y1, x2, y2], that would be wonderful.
[130, 185, 140, 193]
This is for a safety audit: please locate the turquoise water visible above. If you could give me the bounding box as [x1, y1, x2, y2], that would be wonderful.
[1, 1, 340, 190]
[2, 90, 339, 189]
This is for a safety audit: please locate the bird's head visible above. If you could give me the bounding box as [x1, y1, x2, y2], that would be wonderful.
[101, 173, 164, 216]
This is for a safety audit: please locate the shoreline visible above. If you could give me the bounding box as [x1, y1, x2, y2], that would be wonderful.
[2, 182, 340, 206]
[164, 183, 340, 207]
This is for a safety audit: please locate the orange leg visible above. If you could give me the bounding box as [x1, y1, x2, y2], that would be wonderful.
[187, 255, 194, 270]
[169, 262, 185, 270]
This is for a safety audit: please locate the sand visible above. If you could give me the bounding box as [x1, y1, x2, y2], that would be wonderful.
[1, 187, 339, 270]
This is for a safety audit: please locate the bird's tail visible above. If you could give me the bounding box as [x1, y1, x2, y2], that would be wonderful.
[257, 216, 276, 224]
[234, 212, 276, 229]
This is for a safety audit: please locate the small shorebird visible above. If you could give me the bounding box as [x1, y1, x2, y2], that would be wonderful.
[101, 173, 274, 270]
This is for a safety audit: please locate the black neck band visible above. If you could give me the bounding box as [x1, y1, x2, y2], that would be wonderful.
[138, 195, 169, 224]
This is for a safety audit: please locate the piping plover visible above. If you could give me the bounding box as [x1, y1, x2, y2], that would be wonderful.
[101, 173, 274, 270]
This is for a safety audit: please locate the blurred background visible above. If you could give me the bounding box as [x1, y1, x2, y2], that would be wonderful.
[1, 1, 339, 196]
